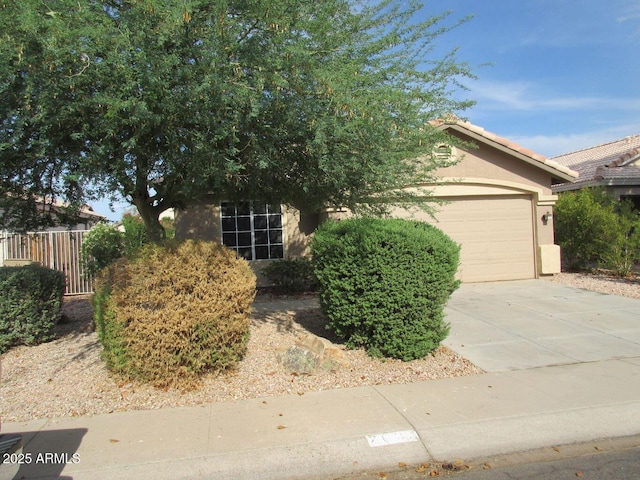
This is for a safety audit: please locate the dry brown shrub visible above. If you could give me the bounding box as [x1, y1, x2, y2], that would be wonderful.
[95, 240, 256, 389]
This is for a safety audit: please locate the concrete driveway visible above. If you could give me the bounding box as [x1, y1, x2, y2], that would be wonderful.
[444, 279, 640, 372]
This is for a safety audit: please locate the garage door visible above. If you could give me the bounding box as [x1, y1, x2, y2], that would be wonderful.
[398, 195, 536, 282]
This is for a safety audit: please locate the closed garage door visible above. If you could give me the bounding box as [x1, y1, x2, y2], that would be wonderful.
[397, 195, 536, 282]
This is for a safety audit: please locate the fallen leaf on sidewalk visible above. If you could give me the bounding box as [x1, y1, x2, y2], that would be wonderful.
[442, 460, 469, 471]
[576, 471, 583, 477]
[109, 439, 119, 443]
[415, 463, 429, 473]
[277, 425, 287, 429]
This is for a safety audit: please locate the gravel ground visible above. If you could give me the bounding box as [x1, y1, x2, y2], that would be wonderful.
[544, 270, 640, 299]
[0, 296, 480, 423]
[1, 271, 638, 423]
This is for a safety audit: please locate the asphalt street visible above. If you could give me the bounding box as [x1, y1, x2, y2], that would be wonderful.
[334, 435, 640, 480]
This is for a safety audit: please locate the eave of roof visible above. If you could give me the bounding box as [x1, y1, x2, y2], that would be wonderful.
[433, 120, 579, 182]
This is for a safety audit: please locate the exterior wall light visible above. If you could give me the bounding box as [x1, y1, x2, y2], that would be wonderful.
[542, 211, 553, 224]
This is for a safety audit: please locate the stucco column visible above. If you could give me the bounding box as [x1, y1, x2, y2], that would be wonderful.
[536, 195, 561, 275]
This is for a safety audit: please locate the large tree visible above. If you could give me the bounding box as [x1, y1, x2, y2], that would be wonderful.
[1, 0, 474, 240]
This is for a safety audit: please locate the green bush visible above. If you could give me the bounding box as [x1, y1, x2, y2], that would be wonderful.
[121, 213, 148, 257]
[554, 188, 640, 274]
[94, 240, 256, 388]
[82, 215, 176, 277]
[0, 265, 66, 353]
[121, 213, 176, 257]
[262, 258, 318, 293]
[600, 200, 640, 276]
[311, 217, 460, 361]
[81, 223, 125, 276]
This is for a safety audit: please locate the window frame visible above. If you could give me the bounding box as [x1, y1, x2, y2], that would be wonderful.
[220, 201, 285, 261]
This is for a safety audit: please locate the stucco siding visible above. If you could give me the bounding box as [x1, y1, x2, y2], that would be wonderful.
[434, 139, 553, 195]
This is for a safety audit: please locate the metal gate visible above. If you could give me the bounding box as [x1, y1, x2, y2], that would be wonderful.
[0, 230, 93, 295]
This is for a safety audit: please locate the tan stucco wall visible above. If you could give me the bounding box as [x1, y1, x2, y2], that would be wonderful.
[175, 135, 564, 280]
[175, 199, 317, 251]
[433, 133, 554, 195]
[175, 200, 318, 286]
[174, 196, 221, 242]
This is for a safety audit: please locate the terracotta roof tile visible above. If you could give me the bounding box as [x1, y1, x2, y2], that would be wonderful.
[432, 119, 578, 179]
[550, 134, 640, 187]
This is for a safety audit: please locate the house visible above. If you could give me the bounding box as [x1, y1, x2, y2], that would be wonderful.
[1, 197, 106, 233]
[550, 134, 640, 209]
[175, 120, 578, 283]
[43, 201, 107, 232]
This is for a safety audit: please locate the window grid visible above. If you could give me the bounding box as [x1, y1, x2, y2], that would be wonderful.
[220, 201, 284, 260]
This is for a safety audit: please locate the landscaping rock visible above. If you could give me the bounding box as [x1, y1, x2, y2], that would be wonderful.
[279, 334, 348, 374]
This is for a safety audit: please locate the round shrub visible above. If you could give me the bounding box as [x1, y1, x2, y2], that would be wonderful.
[0, 265, 66, 353]
[311, 217, 460, 361]
[81, 223, 125, 276]
[94, 240, 256, 388]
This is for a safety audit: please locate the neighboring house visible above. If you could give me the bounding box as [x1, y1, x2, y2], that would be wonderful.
[43, 201, 107, 232]
[551, 134, 640, 209]
[176, 120, 578, 283]
[0, 198, 106, 233]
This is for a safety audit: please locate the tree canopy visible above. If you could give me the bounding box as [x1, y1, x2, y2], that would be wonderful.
[1, 0, 475, 239]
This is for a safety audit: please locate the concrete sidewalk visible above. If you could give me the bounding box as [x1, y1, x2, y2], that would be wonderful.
[2, 280, 640, 480]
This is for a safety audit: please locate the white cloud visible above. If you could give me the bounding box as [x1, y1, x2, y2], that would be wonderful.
[467, 79, 533, 110]
[617, 3, 640, 39]
[508, 123, 640, 158]
[617, 3, 640, 23]
[467, 79, 640, 113]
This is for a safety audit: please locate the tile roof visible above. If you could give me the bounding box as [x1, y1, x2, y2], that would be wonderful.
[596, 165, 640, 181]
[432, 119, 578, 181]
[40, 197, 107, 220]
[550, 134, 640, 187]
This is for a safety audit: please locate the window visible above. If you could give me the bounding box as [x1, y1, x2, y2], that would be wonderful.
[220, 201, 284, 260]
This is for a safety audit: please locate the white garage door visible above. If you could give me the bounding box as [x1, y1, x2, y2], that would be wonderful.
[401, 195, 536, 282]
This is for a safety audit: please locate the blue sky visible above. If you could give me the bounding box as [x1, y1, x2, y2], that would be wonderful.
[91, 0, 640, 221]
[424, 0, 640, 157]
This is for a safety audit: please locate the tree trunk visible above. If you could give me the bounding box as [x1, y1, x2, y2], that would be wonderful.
[134, 199, 166, 243]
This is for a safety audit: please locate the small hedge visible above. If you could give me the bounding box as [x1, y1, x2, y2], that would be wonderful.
[94, 240, 256, 388]
[0, 265, 66, 353]
[311, 217, 460, 361]
[262, 258, 318, 293]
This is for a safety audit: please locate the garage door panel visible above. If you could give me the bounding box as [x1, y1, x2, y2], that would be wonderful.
[395, 195, 535, 282]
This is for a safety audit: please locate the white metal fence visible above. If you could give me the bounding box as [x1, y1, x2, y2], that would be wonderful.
[0, 230, 93, 295]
